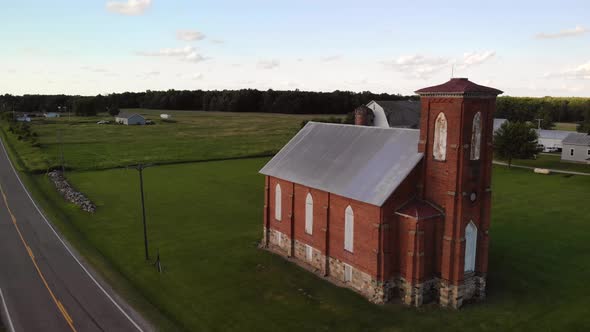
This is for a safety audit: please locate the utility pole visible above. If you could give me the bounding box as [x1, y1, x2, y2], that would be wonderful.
[133, 163, 154, 261]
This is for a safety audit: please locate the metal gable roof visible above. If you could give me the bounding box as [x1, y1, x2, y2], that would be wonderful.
[259, 122, 423, 206]
[563, 132, 590, 146]
[371, 100, 421, 128]
[116, 112, 144, 119]
[536, 129, 573, 140]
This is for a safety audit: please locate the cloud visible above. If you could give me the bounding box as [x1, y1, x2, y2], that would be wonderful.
[192, 73, 204, 80]
[257, 59, 280, 70]
[136, 46, 195, 57]
[381, 54, 450, 79]
[535, 26, 588, 39]
[106, 0, 151, 15]
[210, 39, 225, 44]
[177, 30, 206, 41]
[382, 51, 496, 79]
[545, 60, 590, 80]
[80, 66, 108, 73]
[185, 52, 206, 63]
[135, 46, 208, 63]
[460, 51, 496, 67]
[137, 71, 160, 79]
[321, 55, 342, 62]
[281, 80, 299, 88]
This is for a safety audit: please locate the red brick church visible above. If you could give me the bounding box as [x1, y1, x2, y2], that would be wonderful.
[259, 78, 502, 308]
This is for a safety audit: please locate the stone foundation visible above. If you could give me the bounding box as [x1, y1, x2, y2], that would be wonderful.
[266, 228, 292, 255]
[293, 240, 325, 272]
[261, 230, 486, 308]
[327, 256, 393, 304]
[439, 275, 486, 308]
[397, 277, 440, 307]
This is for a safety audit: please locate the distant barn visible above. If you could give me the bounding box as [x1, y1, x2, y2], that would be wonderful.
[115, 112, 146, 125]
[493, 118, 508, 132]
[357, 101, 506, 134]
[362, 100, 421, 128]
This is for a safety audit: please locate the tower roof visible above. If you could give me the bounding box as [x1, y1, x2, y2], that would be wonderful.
[415, 78, 503, 97]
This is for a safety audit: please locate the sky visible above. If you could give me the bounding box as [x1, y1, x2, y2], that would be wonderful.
[0, 0, 589, 97]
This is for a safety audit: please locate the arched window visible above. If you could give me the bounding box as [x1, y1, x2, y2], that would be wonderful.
[305, 193, 313, 234]
[344, 206, 354, 252]
[464, 221, 478, 272]
[470, 112, 482, 160]
[274, 184, 282, 221]
[433, 112, 447, 161]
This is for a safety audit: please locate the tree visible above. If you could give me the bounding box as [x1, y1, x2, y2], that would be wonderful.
[107, 105, 120, 116]
[538, 102, 555, 129]
[493, 121, 540, 168]
[578, 100, 590, 134]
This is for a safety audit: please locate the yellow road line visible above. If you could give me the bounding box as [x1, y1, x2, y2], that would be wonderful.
[0, 183, 77, 332]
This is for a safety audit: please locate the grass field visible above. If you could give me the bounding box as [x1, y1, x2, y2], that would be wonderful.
[506, 154, 590, 173]
[3, 111, 590, 331]
[17, 157, 590, 332]
[7, 109, 337, 172]
[553, 122, 579, 131]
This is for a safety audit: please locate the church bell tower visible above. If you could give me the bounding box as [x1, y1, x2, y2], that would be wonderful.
[415, 78, 503, 308]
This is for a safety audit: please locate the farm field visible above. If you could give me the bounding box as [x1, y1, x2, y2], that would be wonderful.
[552, 122, 579, 131]
[2, 111, 590, 331]
[4, 109, 339, 172]
[504, 154, 590, 174]
[17, 157, 590, 332]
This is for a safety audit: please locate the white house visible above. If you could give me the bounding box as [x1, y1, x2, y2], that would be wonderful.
[160, 114, 172, 120]
[536, 129, 572, 152]
[115, 112, 146, 125]
[561, 133, 590, 164]
[44, 112, 60, 118]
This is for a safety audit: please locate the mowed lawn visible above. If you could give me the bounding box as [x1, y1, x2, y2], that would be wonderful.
[15, 110, 332, 172]
[552, 122, 579, 131]
[507, 154, 590, 174]
[28, 159, 590, 332]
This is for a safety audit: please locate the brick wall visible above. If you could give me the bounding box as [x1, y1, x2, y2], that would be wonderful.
[265, 176, 381, 279]
[418, 96, 494, 288]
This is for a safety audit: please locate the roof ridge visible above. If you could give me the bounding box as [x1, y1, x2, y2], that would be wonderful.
[308, 121, 420, 132]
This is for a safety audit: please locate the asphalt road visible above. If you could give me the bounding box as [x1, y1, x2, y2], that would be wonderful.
[0, 138, 150, 332]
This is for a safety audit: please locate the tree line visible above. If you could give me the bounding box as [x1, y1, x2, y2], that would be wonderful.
[1, 91, 589, 132]
[496, 96, 590, 130]
[0, 90, 412, 117]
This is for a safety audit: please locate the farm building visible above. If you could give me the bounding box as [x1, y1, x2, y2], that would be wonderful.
[160, 114, 172, 120]
[44, 112, 60, 118]
[561, 132, 590, 164]
[115, 112, 146, 125]
[362, 100, 421, 128]
[493, 118, 508, 133]
[260, 78, 501, 308]
[357, 101, 506, 134]
[536, 129, 572, 152]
